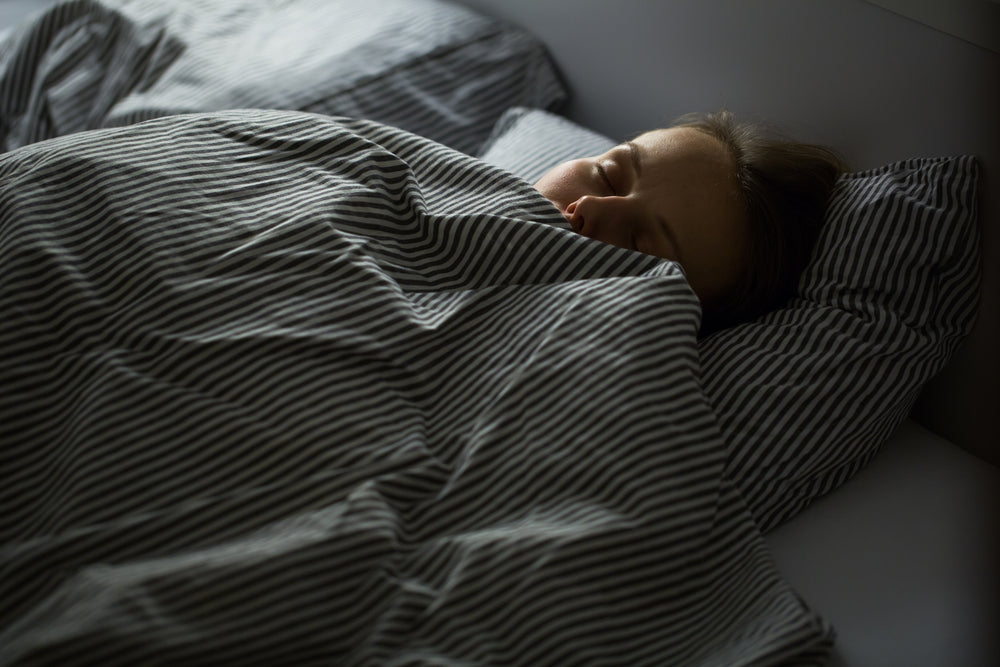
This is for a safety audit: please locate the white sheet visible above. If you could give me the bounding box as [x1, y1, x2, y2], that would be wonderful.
[767, 419, 1000, 666]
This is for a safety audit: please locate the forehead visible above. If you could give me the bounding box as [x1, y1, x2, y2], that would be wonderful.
[629, 127, 738, 203]
[632, 127, 732, 168]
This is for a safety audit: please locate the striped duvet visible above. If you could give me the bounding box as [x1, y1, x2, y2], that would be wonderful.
[0, 111, 831, 665]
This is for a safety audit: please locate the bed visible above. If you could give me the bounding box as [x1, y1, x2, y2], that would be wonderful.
[1, 1, 997, 665]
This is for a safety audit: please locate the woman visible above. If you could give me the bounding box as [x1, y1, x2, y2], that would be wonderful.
[534, 111, 846, 333]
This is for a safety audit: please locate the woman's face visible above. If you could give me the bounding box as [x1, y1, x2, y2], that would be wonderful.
[534, 127, 750, 309]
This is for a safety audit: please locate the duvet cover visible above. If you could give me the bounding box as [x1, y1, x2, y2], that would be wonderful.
[0, 110, 832, 665]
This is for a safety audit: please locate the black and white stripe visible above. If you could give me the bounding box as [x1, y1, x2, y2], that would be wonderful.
[0, 111, 831, 664]
[701, 155, 980, 531]
[0, 0, 567, 155]
[476, 108, 981, 532]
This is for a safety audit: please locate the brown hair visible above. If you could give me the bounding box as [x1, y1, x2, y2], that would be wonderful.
[673, 111, 847, 333]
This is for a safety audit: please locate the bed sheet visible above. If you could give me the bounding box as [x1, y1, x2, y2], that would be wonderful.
[0, 110, 832, 665]
[768, 419, 1000, 667]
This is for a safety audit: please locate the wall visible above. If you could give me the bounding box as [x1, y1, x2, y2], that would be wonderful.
[863, 0, 1000, 54]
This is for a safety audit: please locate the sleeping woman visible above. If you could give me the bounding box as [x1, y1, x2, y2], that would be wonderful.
[534, 111, 846, 332]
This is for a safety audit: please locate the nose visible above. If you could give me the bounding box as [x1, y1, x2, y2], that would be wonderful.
[564, 195, 633, 249]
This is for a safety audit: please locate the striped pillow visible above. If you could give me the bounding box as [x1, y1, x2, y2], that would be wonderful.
[480, 108, 981, 531]
[478, 106, 617, 183]
[0, 0, 566, 155]
[701, 156, 980, 530]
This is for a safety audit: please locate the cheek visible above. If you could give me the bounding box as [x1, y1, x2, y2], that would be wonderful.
[684, 213, 752, 307]
[534, 160, 590, 212]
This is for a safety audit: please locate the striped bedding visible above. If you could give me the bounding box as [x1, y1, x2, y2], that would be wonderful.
[0, 0, 565, 155]
[0, 111, 831, 664]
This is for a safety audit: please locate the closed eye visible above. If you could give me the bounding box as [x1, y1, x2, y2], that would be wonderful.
[596, 163, 616, 195]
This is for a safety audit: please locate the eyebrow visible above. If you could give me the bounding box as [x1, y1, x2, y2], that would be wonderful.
[626, 140, 642, 177]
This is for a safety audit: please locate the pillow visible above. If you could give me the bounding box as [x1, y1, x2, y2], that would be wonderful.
[0, 0, 566, 155]
[478, 106, 616, 183]
[700, 156, 979, 531]
[480, 108, 981, 532]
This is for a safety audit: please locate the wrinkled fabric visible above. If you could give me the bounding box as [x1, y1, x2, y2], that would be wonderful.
[0, 111, 831, 665]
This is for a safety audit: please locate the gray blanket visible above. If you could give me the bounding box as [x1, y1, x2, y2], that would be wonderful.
[0, 110, 831, 664]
